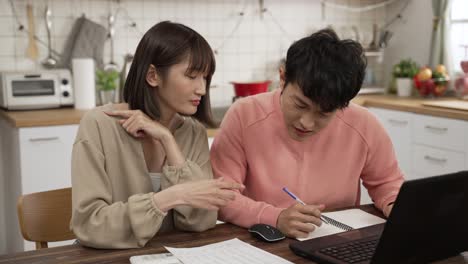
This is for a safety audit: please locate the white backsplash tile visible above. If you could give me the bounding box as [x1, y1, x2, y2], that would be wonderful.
[0, 37, 15, 56]
[52, 17, 75, 37]
[0, 0, 12, 16]
[0, 17, 14, 37]
[0, 0, 387, 105]
[88, 0, 110, 19]
[142, 1, 159, 19]
[123, 0, 144, 18]
[50, 0, 74, 17]
[15, 57, 38, 71]
[0, 57, 16, 71]
[52, 36, 67, 56]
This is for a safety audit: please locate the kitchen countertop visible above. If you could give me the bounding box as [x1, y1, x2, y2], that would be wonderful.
[0, 107, 219, 137]
[1, 95, 468, 133]
[350, 94, 468, 121]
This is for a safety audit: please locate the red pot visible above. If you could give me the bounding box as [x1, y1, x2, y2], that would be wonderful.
[231, 81, 271, 97]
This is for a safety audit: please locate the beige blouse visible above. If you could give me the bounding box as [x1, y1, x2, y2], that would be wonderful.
[70, 104, 216, 249]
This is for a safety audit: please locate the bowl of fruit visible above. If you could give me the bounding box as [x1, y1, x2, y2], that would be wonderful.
[414, 64, 450, 97]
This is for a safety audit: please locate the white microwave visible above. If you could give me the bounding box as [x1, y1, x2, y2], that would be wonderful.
[0, 69, 74, 110]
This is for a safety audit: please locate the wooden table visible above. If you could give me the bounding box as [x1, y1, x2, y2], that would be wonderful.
[0, 205, 467, 264]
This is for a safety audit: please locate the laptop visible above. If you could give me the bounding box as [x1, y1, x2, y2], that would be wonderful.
[290, 171, 468, 264]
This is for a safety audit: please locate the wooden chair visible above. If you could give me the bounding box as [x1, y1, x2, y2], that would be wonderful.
[17, 187, 75, 249]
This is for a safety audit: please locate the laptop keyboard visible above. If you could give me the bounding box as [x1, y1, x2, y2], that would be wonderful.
[318, 238, 379, 263]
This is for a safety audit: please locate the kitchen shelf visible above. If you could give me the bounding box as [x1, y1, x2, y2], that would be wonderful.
[359, 86, 385, 94]
[364, 51, 383, 57]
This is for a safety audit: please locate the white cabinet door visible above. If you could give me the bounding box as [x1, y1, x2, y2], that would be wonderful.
[2, 123, 79, 253]
[413, 115, 467, 152]
[0, 119, 6, 255]
[412, 144, 466, 178]
[367, 108, 412, 177]
[360, 182, 373, 205]
[18, 125, 78, 194]
[5, 124, 79, 252]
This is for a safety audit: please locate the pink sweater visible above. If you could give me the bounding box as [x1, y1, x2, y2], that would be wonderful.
[210, 89, 404, 228]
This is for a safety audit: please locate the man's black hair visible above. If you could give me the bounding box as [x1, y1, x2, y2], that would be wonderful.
[284, 28, 367, 112]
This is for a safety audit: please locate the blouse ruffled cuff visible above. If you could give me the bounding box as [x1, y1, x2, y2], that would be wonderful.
[161, 160, 205, 187]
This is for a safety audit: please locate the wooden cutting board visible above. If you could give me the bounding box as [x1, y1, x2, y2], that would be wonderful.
[422, 100, 468, 111]
[26, 4, 38, 60]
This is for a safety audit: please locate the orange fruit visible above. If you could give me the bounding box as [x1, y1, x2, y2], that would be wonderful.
[435, 64, 447, 74]
[417, 67, 432, 81]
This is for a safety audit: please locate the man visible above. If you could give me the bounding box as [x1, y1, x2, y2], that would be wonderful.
[210, 28, 404, 238]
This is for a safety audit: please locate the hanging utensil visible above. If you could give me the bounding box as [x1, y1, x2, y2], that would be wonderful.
[118, 53, 134, 103]
[367, 23, 379, 51]
[42, 5, 57, 68]
[378, 30, 393, 48]
[104, 13, 118, 71]
[26, 4, 38, 60]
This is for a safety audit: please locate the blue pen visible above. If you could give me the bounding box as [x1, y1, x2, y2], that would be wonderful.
[282, 187, 329, 224]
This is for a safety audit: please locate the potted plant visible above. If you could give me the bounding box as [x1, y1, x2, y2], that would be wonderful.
[96, 69, 119, 104]
[392, 59, 419, 97]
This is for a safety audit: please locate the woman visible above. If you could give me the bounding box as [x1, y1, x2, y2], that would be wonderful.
[71, 21, 243, 249]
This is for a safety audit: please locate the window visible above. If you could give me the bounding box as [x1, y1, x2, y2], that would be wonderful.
[449, 0, 468, 73]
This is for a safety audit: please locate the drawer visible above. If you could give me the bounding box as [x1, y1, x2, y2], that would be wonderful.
[368, 108, 413, 131]
[19, 125, 78, 194]
[412, 144, 466, 177]
[413, 115, 467, 152]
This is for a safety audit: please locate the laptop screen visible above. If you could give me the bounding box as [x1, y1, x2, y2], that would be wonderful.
[289, 171, 468, 264]
[372, 171, 468, 263]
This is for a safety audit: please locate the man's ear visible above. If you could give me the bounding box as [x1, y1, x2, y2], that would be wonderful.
[146, 64, 160, 87]
[279, 64, 286, 91]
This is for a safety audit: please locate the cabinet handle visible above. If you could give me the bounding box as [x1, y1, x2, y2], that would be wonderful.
[424, 125, 448, 133]
[388, 119, 408, 125]
[424, 155, 447, 163]
[29, 136, 60, 142]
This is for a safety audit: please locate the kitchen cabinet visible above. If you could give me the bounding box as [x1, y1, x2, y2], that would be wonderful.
[412, 145, 465, 177]
[411, 114, 467, 178]
[413, 114, 467, 152]
[368, 107, 413, 177]
[0, 118, 78, 253]
[359, 108, 413, 204]
[18, 126, 77, 194]
[367, 108, 468, 182]
[0, 120, 7, 254]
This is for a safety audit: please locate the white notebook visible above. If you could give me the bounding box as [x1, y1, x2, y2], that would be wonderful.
[165, 238, 293, 264]
[130, 238, 293, 264]
[298, 209, 386, 241]
[130, 253, 182, 264]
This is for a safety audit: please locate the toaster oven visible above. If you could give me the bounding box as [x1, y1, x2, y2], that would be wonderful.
[0, 69, 74, 110]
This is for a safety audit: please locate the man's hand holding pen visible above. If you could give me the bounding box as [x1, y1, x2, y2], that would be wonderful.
[278, 187, 327, 238]
[277, 203, 326, 238]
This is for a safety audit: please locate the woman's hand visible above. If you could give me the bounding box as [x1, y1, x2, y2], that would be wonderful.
[276, 203, 325, 238]
[104, 110, 171, 141]
[105, 109, 186, 167]
[153, 178, 245, 212]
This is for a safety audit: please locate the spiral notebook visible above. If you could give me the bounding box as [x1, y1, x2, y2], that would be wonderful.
[297, 209, 386, 241]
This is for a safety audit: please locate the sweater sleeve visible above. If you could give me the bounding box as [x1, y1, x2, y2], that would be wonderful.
[71, 118, 167, 248]
[210, 104, 284, 228]
[360, 112, 405, 211]
[160, 126, 217, 232]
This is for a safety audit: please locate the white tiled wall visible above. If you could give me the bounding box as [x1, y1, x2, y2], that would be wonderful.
[0, 0, 387, 106]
